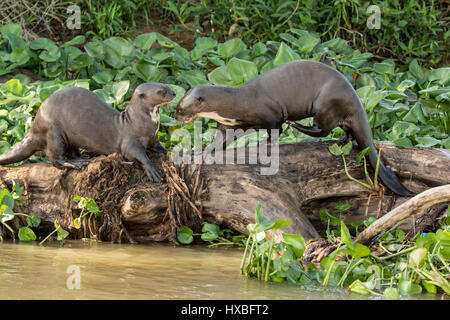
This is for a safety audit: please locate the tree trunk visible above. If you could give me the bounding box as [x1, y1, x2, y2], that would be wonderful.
[0, 141, 448, 243]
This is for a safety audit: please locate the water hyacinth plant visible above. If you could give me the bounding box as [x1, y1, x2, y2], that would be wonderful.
[240, 204, 450, 298]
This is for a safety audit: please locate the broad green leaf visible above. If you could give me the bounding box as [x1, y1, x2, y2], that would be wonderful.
[3, 79, 23, 96]
[84, 40, 105, 59]
[26, 216, 41, 228]
[73, 217, 81, 229]
[0, 23, 22, 38]
[402, 103, 427, 124]
[422, 280, 437, 294]
[110, 81, 130, 103]
[409, 248, 427, 267]
[208, 65, 233, 86]
[393, 137, 413, 147]
[227, 57, 258, 85]
[328, 143, 343, 156]
[398, 279, 422, 296]
[217, 38, 246, 59]
[409, 59, 424, 79]
[340, 221, 354, 250]
[334, 203, 351, 212]
[103, 37, 134, 69]
[373, 61, 394, 75]
[383, 287, 400, 299]
[270, 218, 291, 230]
[178, 70, 209, 87]
[273, 42, 300, 67]
[391, 121, 420, 138]
[196, 37, 218, 50]
[251, 42, 267, 58]
[63, 35, 85, 47]
[282, 233, 306, 259]
[341, 141, 353, 156]
[134, 32, 157, 50]
[56, 227, 69, 241]
[201, 222, 220, 242]
[397, 80, 415, 92]
[132, 62, 161, 82]
[348, 280, 371, 295]
[9, 48, 30, 65]
[92, 71, 114, 84]
[351, 242, 371, 258]
[177, 226, 193, 244]
[356, 146, 371, 165]
[427, 67, 450, 86]
[18, 226, 36, 241]
[415, 136, 441, 148]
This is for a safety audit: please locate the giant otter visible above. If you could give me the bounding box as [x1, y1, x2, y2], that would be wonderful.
[174, 60, 413, 196]
[0, 83, 175, 182]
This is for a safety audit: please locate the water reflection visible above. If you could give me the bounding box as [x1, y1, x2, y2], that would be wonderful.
[0, 241, 366, 300]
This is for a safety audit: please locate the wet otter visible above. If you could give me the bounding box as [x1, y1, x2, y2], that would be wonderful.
[175, 60, 413, 196]
[0, 83, 176, 182]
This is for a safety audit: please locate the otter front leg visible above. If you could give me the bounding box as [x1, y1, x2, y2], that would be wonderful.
[122, 142, 162, 182]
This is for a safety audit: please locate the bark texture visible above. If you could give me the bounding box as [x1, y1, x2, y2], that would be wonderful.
[0, 141, 448, 243]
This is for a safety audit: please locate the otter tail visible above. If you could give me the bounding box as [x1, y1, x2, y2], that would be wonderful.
[0, 134, 41, 165]
[351, 110, 414, 197]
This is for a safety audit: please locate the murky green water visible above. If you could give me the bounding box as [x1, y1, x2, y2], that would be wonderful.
[0, 241, 421, 300]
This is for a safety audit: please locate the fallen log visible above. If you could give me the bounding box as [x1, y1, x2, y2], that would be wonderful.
[355, 184, 450, 245]
[0, 141, 448, 243]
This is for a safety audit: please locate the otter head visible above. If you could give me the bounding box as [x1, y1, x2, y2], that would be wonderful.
[175, 86, 207, 123]
[134, 83, 176, 111]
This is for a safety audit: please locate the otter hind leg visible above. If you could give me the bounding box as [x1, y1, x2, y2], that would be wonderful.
[46, 129, 86, 170]
[286, 120, 329, 137]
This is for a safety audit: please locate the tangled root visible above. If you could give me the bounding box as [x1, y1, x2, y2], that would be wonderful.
[162, 160, 207, 244]
[67, 154, 148, 243]
[65, 153, 207, 244]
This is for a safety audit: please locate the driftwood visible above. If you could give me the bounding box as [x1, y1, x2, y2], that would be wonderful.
[0, 141, 448, 243]
[356, 184, 450, 244]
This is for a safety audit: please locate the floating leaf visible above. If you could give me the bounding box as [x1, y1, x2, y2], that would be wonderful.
[282, 233, 306, 259]
[177, 226, 194, 244]
[18, 226, 36, 241]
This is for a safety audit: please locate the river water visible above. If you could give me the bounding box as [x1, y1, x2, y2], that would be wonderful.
[0, 241, 422, 300]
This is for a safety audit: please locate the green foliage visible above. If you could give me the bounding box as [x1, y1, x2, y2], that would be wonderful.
[242, 204, 450, 298]
[1, 24, 447, 154]
[0, 181, 42, 241]
[176, 222, 246, 247]
[158, 0, 448, 66]
[72, 196, 101, 234]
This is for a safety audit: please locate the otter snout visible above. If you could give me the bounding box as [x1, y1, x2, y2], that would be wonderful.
[175, 91, 198, 122]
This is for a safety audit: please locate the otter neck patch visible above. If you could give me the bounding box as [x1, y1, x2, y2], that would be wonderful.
[196, 112, 241, 126]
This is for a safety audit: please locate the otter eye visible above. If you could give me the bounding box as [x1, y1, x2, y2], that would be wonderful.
[139, 93, 146, 99]
[157, 89, 165, 95]
[197, 96, 203, 102]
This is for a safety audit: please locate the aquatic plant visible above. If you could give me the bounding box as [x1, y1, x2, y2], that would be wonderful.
[240, 204, 450, 298]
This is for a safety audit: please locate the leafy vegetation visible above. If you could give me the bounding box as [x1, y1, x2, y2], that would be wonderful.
[177, 222, 247, 247]
[72, 196, 101, 240]
[329, 143, 382, 192]
[160, 0, 448, 67]
[241, 204, 450, 298]
[1, 23, 448, 154]
[0, 181, 70, 244]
